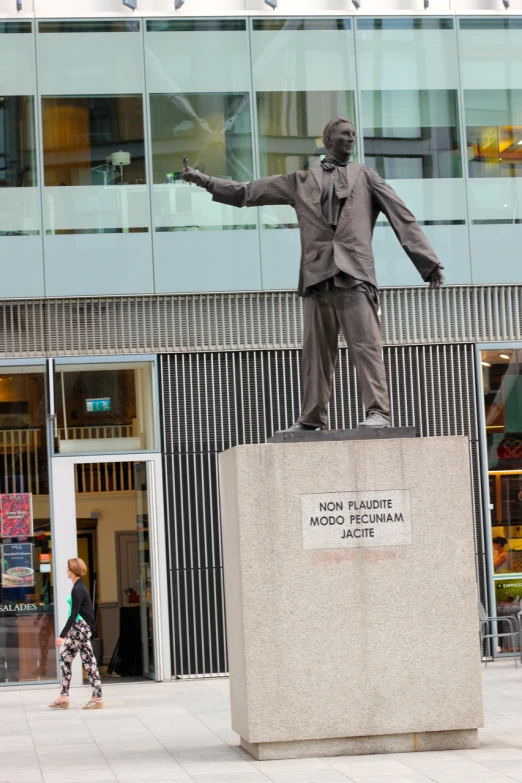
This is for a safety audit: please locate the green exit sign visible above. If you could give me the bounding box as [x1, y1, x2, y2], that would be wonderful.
[86, 398, 111, 413]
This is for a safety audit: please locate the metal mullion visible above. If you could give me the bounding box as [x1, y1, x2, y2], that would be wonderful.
[449, 344, 458, 436]
[432, 345, 445, 435]
[194, 356, 207, 671]
[421, 346, 430, 439]
[442, 344, 450, 436]
[214, 449, 227, 673]
[274, 351, 282, 431]
[339, 349, 346, 430]
[346, 349, 353, 429]
[395, 346, 401, 427]
[193, 452, 207, 677]
[288, 349, 296, 428]
[184, 451, 197, 677]
[206, 449, 219, 674]
[385, 349, 394, 427]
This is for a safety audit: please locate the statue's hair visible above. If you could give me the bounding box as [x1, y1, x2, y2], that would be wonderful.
[322, 117, 355, 150]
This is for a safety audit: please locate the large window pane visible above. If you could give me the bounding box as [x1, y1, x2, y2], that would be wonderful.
[37, 20, 153, 296]
[0, 366, 56, 685]
[465, 89, 522, 179]
[257, 90, 356, 180]
[362, 89, 462, 180]
[459, 19, 522, 284]
[145, 18, 261, 294]
[0, 22, 43, 296]
[42, 95, 145, 187]
[0, 97, 37, 189]
[356, 17, 469, 285]
[53, 361, 157, 455]
[252, 18, 356, 290]
[150, 92, 252, 188]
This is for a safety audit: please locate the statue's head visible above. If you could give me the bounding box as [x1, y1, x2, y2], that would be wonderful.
[322, 117, 356, 160]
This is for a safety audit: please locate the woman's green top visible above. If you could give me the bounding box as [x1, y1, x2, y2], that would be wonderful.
[66, 593, 82, 623]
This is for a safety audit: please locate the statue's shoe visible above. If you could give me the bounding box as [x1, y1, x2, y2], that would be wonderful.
[358, 412, 391, 428]
[277, 421, 325, 433]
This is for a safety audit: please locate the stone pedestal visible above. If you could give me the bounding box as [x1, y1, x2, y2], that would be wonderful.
[218, 435, 483, 760]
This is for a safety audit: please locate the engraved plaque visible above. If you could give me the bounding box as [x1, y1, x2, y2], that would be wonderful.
[301, 490, 412, 550]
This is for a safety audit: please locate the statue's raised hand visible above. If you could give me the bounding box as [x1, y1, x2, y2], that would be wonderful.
[427, 266, 445, 289]
[181, 158, 210, 189]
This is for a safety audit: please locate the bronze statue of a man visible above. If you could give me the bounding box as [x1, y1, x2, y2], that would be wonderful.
[182, 118, 444, 432]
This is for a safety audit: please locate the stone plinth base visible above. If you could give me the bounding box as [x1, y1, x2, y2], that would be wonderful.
[219, 437, 483, 759]
[268, 426, 415, 443]
[241, 728, 479, 761]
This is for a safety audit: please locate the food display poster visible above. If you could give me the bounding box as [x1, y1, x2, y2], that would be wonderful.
[1, 543, 34, 588]
[0, 494, 33, 538]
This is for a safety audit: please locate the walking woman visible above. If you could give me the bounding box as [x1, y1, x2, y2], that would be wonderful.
[49, 558, 103, 710]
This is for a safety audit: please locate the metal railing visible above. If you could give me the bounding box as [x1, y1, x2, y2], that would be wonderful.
[57, 424, 134, 441]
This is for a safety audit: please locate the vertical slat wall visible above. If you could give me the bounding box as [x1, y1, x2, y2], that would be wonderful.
[160, 344, 485, 678]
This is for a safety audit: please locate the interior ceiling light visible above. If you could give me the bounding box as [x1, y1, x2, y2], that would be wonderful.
[175, 0, 185, 7]
[482, 362, 491, 367]
[500, 354, 511, 359]
[122, 0, 137, 7]
[424, 0, 429, 7]
[352, 0, 360, 7]
[265, 0, 278, 6]
[503, 0, 510, 7]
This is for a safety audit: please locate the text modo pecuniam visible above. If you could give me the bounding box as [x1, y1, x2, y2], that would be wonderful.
[309, 499, 404, 534]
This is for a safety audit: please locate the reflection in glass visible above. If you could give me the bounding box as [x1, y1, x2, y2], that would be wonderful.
[257, 90, 356, 177]
[465, 90, 522, 178]
[54, 362, 156, 454]
[0, 368, 56, 685]
[362, 90, 462, 179]
[149, 93, 253, 184]
[483, 349, 522, 577]
[41, 96, 146, 186]
[0, 97, 37, 188]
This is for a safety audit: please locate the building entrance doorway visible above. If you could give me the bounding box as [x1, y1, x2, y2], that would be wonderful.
[51, 453, 169, 687]
[74, 461, 155, 682]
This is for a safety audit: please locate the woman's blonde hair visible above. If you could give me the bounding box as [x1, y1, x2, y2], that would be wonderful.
[67, 558, 87, 577]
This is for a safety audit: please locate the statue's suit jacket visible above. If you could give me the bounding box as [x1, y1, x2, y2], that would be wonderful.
[208, 163, 441, 297]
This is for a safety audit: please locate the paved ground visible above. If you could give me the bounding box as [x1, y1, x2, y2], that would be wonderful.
[2, 660, 522, 783]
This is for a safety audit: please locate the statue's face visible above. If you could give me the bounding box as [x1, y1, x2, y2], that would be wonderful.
[327, 122, 356, 159]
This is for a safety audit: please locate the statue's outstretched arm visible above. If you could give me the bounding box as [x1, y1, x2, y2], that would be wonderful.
[369, 169, 445, 288]
[182, 158, 296, 209]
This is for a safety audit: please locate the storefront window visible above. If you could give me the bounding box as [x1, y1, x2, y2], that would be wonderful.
[0, 365, 56, 684]
[482, 348, 522, 578]
[53, 361, 156, 455]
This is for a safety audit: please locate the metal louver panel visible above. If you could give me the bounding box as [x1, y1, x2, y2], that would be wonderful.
[160, 344, 486, 678]
[0, 286, 522, 357]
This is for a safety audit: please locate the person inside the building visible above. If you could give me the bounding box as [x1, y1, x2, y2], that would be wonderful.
[493, 536, 509, 573]
[48, 558, 103, 710]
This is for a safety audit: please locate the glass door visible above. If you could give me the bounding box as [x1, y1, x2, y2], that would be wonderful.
[135, 462, 155, 680]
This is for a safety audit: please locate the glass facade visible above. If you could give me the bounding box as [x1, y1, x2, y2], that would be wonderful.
[0, 15, 520, 297]
[0, 366, 56, 684]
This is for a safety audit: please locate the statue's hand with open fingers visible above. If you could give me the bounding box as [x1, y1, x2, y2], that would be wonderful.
[427, 265, 445, 289]
[181, 157, 210, 189]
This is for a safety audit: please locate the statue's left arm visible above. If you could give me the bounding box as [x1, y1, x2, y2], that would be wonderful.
[369, 169, 445, 288]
